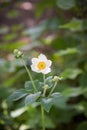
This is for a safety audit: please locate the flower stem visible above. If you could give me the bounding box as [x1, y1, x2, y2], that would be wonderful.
[43, 74, 45, 86]
[20, 58, 37, 92]
[43, 74, 47, 96]
[48, 81, 57, 96]
[41, 105, 45, 130]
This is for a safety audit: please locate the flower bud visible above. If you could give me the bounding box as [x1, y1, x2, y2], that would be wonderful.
[13, 49, 23, 58]
[53, 76, 62, 82]
[43, 84, 49, 89]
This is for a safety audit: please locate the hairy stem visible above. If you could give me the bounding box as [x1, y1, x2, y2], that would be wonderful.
[43, 74, 45, 86]
[41, 105, 45, 130]
[48, 81, 57, 96]
[21, 58, 37, 92]
[43, 74, 47, 96]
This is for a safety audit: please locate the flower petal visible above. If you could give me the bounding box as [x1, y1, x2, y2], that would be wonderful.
[41, 67, 51, 74]
[31, 58, 38, 64]
[38, 54, 47, 61]
[46, 60, 52, 67]
[31, 65, 40, 73]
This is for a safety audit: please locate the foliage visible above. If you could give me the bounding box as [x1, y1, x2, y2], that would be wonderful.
[0, 0, 87, 130]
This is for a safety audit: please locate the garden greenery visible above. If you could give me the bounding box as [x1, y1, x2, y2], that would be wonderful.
[0, 0, 87, 130]
[9, 49, 62, 130]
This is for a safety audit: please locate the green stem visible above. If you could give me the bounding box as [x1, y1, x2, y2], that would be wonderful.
[43, 88, 47, 97]
[43, 74, 45, 86]
[21, 58, 37, 92]
[43, 74, 47, 96]
[41, 105, 45, 130]
[48, 81, 57, 97]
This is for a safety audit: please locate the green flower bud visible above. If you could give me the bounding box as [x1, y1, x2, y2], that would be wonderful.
[13, 49, 23, 58]
[53, 76, 62, 82]
[43, 84, 49, 89]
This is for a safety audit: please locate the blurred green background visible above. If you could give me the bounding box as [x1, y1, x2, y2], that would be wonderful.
[0, 0, 87, 130]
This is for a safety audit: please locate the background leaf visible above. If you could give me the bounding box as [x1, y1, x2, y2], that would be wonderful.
[62, 87, 84, 97]
[61, 68, 82, 80]
[42, 98, 53, 112]
[25, 92, 41, 106]
[76, 122, 87, 130]
[57, 0, 75, 10]
[8, 89, 27, 101]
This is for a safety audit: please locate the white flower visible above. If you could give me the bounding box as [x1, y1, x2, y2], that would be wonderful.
[31, 54, 52, 74]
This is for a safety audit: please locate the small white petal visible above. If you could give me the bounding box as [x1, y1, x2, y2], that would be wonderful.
[31, 65, 39, 73]
[41, 68, 51, 74]
[38, 54, 47, 61]
[31, 58, 38, 64]
[46, 60, 52, 67]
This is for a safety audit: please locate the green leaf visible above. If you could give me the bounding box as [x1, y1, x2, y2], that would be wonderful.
[74, 101, 87, 113]
[51, 92, 62, 98]
[25, 80, 43, 92]
[35, 0, 56, 17]
[51, 37, 66, 50]
[55, 48, 80, 56]
[62, 87, 83, 97]
[46, 76, 53, 81]
[76, 122, 87, 130]
[0, 87, 10, 99]
[4, 33, 17, 41]
[45, 115, 55, 128]
[42, 98, 53, 112]
[3, 70, 25, 87]
[51, 92, 68, 108]
[59, 18, 82, 31]
[53, 95, 68, 108]
[83, 20, 87, 30]
[7, 10, 19, 18]
[57, 0, 75, 10]
[0, 42, 25, 51]
[61, 68, 82, 80]
[25, 81, 34, 92]
[11, 24, 23, 32]
[79, 72, 87, 87]
[45, 76, 53, 88]
[8, 89, 27, 101]
[34, 80, 43, 91]
[52, 108, 76, 123]
[11, 107, 27, 118]
[25, 92, 41, 106]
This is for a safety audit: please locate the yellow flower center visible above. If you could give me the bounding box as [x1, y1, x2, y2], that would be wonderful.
[37, 61, 46, 70]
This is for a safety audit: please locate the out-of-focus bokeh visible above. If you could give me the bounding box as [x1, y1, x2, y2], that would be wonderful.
[0, 0, 87, 130]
